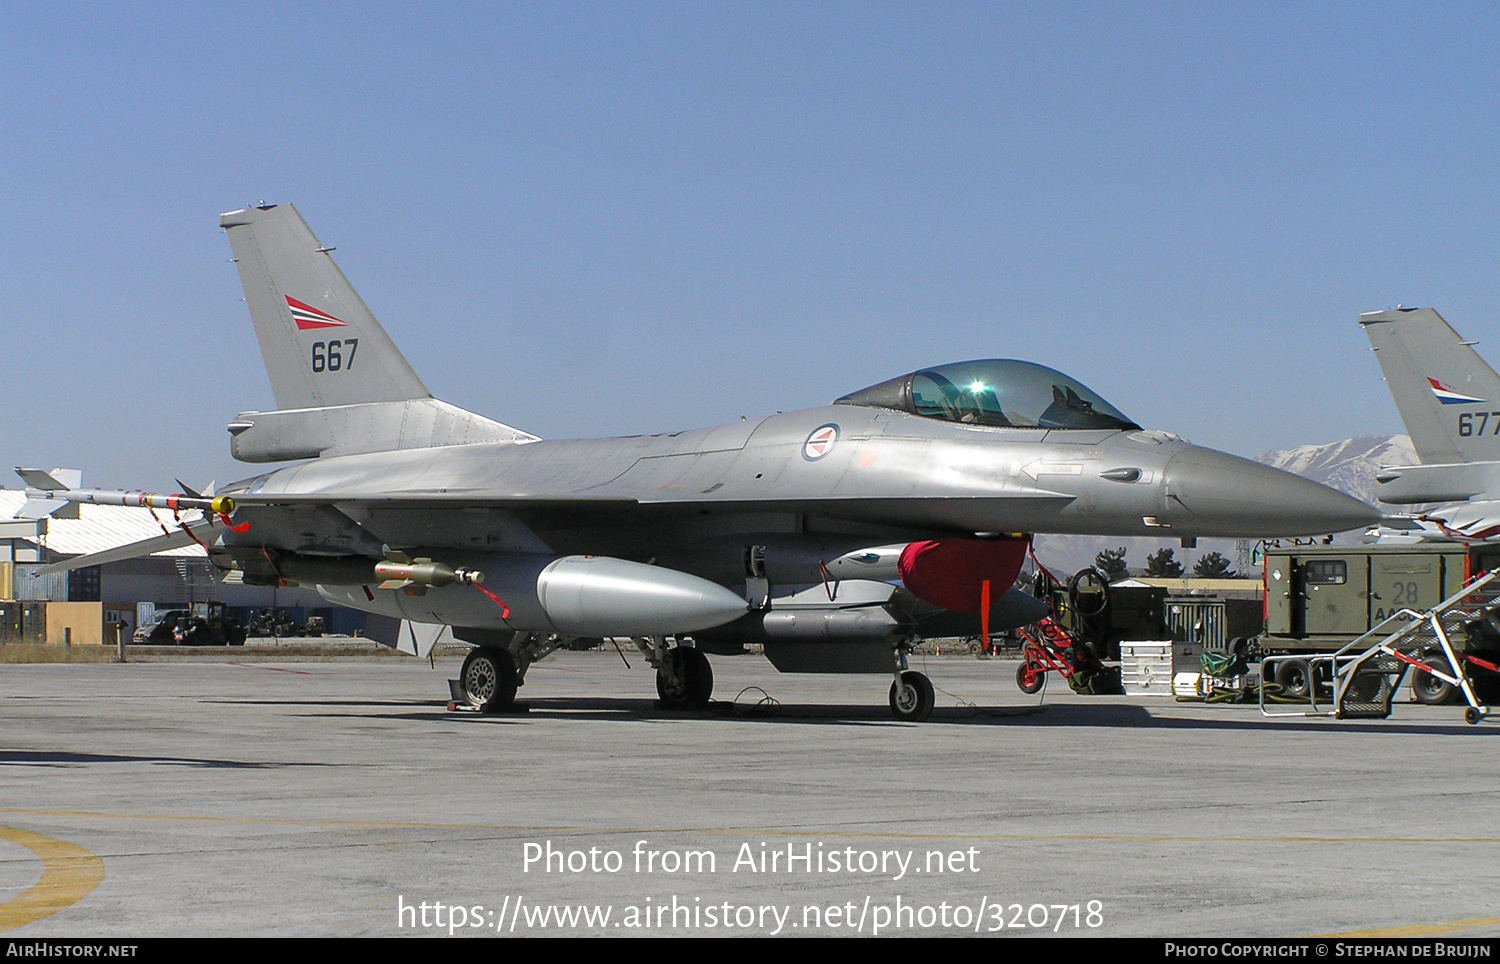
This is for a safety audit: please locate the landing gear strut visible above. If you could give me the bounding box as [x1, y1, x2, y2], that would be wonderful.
[453, 630, 572, 713]
[889, 671, 934, 722]
[888, 642, 934, 722]
[634, 638, 714, 710]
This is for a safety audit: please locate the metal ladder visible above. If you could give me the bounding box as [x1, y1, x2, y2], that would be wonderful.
[1260, 568, 1498, 724]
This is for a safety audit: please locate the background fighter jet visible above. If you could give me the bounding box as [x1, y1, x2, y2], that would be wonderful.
[1362, 307, 1500, 541]
[27, 204, 1377, 720]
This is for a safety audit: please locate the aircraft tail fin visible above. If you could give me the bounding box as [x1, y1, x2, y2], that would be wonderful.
[1361, 307, 1500, 464]
[220, 203, 430, 410]
[219, 204, 537, 462]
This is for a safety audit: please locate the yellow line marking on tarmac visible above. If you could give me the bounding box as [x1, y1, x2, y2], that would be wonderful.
[1321, 915, 1500, 938]
[2, 808, 1499, 846]
[0, 825, 105, 934]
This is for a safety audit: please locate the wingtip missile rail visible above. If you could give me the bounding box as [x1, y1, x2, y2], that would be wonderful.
[29, 487, 237, 516]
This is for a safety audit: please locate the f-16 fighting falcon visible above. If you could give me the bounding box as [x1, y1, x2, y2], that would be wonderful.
[23, 204, 1378, 720]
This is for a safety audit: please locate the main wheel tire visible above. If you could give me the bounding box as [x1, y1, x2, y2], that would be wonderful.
[1016, 660, 1045, 695]
[1275, 659, 1311, 699]
[681, 647, 713, 705]
[889, 670, 935, 722]
[461, 646, 518, 713]
[1413, 656, 1456, 705]
[656, 647, 713, 709]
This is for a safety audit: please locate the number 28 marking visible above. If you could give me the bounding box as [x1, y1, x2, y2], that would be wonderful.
[311, 339, 358, 373]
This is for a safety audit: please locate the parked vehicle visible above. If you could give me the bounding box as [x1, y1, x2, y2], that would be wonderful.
[133, 602, 246, 646]
[1258, 542, 1500, 703]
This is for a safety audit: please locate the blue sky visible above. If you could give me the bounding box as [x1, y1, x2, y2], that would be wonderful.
[5, 3, 1500, 491]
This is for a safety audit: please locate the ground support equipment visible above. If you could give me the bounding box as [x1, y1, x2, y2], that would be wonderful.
[1260, 569, 1499, 723]
[1016, 616, 1120, 695]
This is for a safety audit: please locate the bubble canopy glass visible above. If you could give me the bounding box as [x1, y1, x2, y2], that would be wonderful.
[834, 359, 1140, 431]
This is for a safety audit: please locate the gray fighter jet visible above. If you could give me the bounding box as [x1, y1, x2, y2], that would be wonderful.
[26, 204, 1377, 720]
[1362, 307, 1500, 540]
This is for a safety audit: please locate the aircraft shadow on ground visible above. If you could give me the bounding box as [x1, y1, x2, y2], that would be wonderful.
[200, 698, 437, 708]
[305, 696, 1493, 735]
[297, 696, 1090, 727]
[0, 749, 338, 769]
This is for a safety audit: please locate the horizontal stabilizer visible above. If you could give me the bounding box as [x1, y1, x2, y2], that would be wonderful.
[228, 399, 537, 463]
[1372, 460, 1493, 504]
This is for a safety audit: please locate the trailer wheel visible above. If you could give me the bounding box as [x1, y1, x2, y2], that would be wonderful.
[1413, 656, 1456, 705]
[1016, 660, 1045, 695]
[1275, 659, 1311, 699]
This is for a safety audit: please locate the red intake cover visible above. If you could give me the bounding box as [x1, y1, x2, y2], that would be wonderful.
[897, 538, 1031, 613]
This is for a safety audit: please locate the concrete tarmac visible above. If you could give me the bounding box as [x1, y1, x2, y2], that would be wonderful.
[1, 650, 1496, 938]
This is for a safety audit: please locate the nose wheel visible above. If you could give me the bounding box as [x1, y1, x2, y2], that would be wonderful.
[889, 670, 935, 722]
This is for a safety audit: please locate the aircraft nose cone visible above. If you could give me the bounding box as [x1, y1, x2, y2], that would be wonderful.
[1162, 446, 1380, 537]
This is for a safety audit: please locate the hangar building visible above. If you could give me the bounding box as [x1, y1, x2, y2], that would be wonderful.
[0, 490, 367, 644]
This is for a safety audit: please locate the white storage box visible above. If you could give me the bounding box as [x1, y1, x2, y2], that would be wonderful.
[1120, 641, 1174, 696]
[1172, 672, 1204, 698]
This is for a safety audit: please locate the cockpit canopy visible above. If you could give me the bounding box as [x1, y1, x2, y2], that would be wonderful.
[834, 359, 1140, 431]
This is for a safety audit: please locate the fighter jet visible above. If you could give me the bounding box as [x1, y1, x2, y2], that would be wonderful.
[1362, 307, 1500, 540]
[24, 204, 1377, 720]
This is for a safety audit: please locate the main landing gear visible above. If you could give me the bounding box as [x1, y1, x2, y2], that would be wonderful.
[458, 632, 570, 713]
[637, 638, 714, 710]
[460, 646, 518, 713]
[457, 633, 948, 721]
[457, 634, 720, 713]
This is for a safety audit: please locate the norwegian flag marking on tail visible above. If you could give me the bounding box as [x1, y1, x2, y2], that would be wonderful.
[286, 296, 348, 331]
[1427, 377, 1485, 405]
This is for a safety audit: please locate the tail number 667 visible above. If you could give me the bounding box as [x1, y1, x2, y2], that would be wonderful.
[312, 339, 359, 373]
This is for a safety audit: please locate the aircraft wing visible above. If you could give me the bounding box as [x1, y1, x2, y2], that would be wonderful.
[35, 523, 218, 575]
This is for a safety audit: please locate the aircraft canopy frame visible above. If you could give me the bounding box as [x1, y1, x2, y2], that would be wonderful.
[835, 359, 1141, 431]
